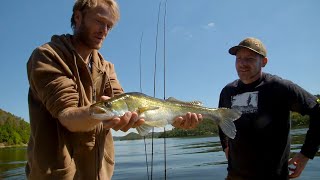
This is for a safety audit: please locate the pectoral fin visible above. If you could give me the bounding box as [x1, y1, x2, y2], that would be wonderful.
[136, 120, 168, 136]
[136, 124, 153, 136]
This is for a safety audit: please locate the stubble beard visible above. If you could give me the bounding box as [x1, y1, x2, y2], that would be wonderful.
[76, 21, 102, 50]
[238, 70, 261, 84]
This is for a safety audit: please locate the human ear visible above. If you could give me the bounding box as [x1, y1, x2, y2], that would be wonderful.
[74, 10, 82, 29]
[262, 57, 268, 67]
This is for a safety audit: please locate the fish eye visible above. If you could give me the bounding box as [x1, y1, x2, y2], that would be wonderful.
[104, 102, 112, 108]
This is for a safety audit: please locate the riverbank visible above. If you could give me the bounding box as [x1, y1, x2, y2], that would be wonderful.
[0, 143, 27, 149]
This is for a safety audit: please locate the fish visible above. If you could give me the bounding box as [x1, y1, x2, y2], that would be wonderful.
[89, 92, 241, 138]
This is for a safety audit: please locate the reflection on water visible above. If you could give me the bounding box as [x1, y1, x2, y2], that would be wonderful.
[0, 147, 27, 179]
[0, 128, 319, 180]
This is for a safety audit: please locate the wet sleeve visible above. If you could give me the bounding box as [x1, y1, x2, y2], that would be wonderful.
[27, 47, 79, 118]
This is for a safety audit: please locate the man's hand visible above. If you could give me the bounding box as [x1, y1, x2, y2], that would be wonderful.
[288, 152, 309, 178]
[102, 111, 145, 132]
[100, 95, 144, 132]
[172, 112, 202, 129]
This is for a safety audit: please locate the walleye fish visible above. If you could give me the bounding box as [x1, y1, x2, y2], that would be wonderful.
[89, 92, 241, 138]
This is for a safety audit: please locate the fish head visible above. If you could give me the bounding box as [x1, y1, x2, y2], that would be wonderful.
[89, 98, 128, 120]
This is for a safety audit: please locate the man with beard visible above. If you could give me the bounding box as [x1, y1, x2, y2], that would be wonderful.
[26, 0, 202, 179]
[218, 37, 320, 180]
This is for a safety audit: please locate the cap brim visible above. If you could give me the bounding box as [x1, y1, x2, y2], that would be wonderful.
[228, 45, 265, 57]
[228, 46, 240, 55]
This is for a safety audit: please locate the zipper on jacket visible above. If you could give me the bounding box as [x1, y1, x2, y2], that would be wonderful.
[92, 87, 96, 103]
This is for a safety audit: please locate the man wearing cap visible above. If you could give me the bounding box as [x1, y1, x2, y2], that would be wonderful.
[218, 37, 320, 179]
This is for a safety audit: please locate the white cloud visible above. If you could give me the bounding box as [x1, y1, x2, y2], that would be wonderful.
[203, 22, 215, 30]
[208, 22, 215, 27]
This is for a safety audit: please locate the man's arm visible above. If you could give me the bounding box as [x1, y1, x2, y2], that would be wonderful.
[289, 100, 320, 178]
[58, 106, 101, 132]
[218, 127, 229, 159]
[299, 104, 320, 159]
[58, 105, 145, 132]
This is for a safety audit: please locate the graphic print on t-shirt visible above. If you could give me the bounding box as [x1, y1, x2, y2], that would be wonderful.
[231, 91, 258, 114]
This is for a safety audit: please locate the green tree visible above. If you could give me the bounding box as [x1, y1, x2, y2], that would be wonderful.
[0, 109, 30, 146]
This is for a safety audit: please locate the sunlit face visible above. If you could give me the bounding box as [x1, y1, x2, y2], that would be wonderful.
[74, 3, 115, 50]
[235, 48, 267, 84]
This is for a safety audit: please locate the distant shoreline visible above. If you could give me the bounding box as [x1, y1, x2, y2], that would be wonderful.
[0, 143, 27, 149]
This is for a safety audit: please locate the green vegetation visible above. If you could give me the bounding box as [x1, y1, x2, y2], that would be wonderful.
[0, 109, 30, 146]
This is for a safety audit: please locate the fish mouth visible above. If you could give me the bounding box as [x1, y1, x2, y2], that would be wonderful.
[89, 106, 114, 120]
[91, 106, 108, 114]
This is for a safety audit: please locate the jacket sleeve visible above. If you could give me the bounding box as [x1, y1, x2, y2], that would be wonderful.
[27, 46, 79, 118]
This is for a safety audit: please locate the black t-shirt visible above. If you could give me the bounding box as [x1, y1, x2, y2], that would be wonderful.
[218, 73, 320, 179]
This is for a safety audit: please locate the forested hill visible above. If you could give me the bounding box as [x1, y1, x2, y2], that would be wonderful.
[0, 109, 30, 147]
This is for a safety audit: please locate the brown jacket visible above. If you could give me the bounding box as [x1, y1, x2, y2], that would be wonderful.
[26, 34, 123, 180]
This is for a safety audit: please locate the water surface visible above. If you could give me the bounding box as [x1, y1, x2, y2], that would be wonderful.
[0, 129, 319, 179]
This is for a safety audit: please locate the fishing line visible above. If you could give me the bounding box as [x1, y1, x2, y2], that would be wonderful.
[139, 32, 144, 93]
[151, 2, 162, 179]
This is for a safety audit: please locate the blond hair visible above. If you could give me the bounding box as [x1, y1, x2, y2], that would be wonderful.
[71, 0, 120, 30]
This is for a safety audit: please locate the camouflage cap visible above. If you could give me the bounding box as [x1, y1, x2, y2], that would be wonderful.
[229, 37, 267, 57]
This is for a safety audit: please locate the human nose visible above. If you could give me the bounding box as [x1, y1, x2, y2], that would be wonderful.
[236, 58, 247, 66]
[99, 23, 111, 34]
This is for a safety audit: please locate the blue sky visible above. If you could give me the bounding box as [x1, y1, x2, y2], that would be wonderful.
[0, 0, 319, 136]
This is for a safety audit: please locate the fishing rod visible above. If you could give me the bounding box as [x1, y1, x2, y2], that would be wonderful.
[140, 1, 168, 179]
[163, 0, 168, 179]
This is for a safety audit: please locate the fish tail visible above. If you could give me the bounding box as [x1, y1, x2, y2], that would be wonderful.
[214, 108, 241, 139]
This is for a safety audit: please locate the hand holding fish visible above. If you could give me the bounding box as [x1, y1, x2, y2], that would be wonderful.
[172, 112, 203, 129]
[100, 96, 145, 132]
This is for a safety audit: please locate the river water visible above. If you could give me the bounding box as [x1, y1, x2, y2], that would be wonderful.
[0, 128, 319, 179]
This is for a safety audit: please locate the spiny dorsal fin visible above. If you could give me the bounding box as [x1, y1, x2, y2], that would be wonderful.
[166, 97, 203, 106]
